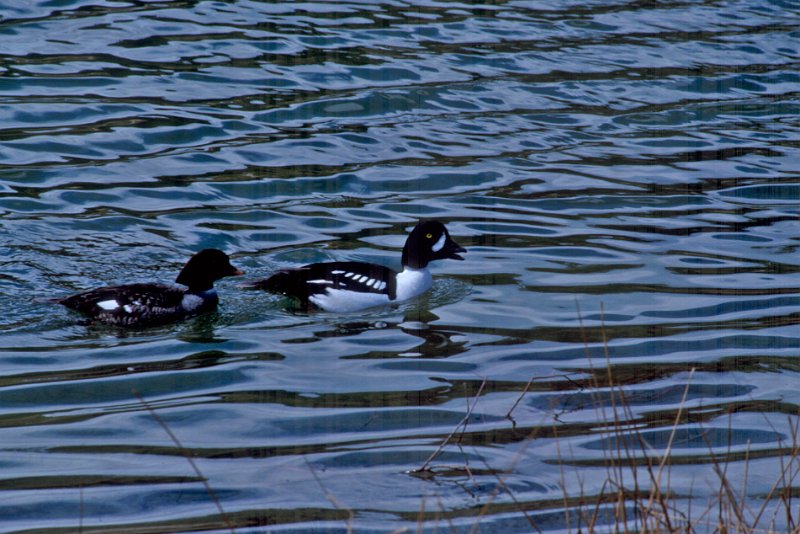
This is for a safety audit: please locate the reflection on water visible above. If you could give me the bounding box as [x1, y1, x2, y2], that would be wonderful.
[1, 0, 799, 531]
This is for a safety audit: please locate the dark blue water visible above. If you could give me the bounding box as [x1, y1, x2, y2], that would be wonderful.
[1, 0, 799, 532]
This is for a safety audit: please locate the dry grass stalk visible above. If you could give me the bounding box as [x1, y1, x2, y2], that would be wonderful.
[134, 388, 235, 534]
[305, 457, 355, 533]
[414, 378, 488, 474]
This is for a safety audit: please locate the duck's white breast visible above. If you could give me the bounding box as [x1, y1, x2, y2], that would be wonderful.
[181, 289, 216, 313]
[309, 289, 391, 313]
[395, 268, 432, 301]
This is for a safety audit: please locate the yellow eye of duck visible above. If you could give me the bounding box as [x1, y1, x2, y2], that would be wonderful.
[426, 233, 433, 239]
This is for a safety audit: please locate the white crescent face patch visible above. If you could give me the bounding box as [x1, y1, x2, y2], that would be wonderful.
[431, 233, 446, 252]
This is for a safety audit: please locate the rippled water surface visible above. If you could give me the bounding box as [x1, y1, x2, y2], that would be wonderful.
[1, 0, 799, 532]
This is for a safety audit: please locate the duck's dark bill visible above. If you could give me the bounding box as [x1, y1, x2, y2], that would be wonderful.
[446, 242, 467, 260]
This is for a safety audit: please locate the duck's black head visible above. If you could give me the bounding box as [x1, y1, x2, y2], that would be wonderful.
[175, 249, 243, 292]
[401, 220, 466, 269]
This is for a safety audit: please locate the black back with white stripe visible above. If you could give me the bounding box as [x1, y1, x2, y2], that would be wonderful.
[256, 261, 397, 302]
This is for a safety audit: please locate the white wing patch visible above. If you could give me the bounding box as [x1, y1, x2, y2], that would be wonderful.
[97, 299, 119, 311]
[308, 279, 333, 285]
[432, 233, 446, 252]
[98, 299, 143, 314]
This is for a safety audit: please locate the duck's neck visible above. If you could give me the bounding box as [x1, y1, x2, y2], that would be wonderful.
[401, 245, 429, 270]
[186, 286, 217, 297]
[181, 288, 218, 313]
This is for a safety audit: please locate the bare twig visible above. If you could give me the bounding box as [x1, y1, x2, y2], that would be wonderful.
[752, 416, 800, 529]
[134, 389, 235, 534]
[415, 378, 487, 473]
[645, 367, 695, 531]
[305, 457, 354, 533]
[472, 449, 542, 534]
[78, 483, 84, 534]
[506, 372, 583, 425]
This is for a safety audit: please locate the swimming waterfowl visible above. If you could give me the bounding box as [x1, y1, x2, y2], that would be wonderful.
[250, 220, 466, 312]
[55, 249, 243, 327]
